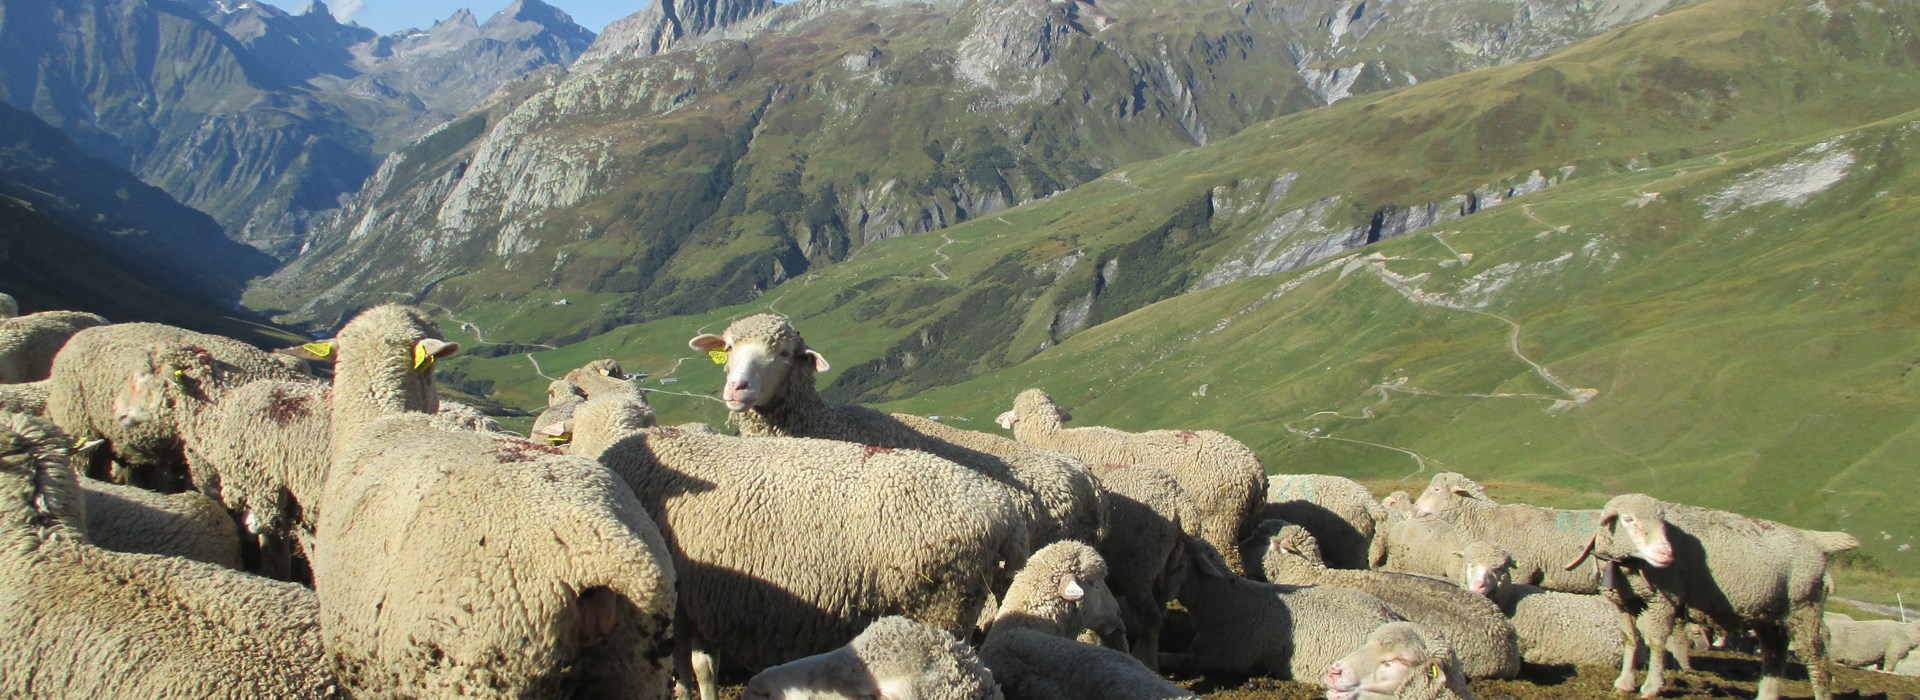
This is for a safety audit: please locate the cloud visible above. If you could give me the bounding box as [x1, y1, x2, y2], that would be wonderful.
[331, 0, 366, 22]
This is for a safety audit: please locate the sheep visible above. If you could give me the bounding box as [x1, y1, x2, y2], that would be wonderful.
[1411, 472, 1609, 593]
[995, 388, 1267, 573]
[0, 378, 47, 415]
[1567, 493, 1859, 699]
[1824, 614, 1920, 671]
[1086, 461, 1201, 671]
[1323, 621, 1478, 700]
[433, 400, 505, 433]
[0, 308, 109, 383]
[1162, 537, 1401, 681]
[743, 616, 1005, 700]
[1261, 474, 1389, 570]
[1381, 491, 1414, 515]
[82, 475, 243, 568]
[0, 411, 338, 698]
[691, 315, 1107, 548]
[598, 425, 1031, 700]
[977, 541, 1196, 700]
[1487, 581, 1696, 671]
[1251, 521, 1520, 679]
[310, 304, 679, 698]
[532, 378, 589, 439]
[46, 323, 305, 486]
[1371, 508, 1515, 598]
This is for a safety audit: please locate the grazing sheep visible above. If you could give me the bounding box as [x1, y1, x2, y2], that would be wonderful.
[1089, 462, 1200, 671]
[599, 425, 1030, 700]
[996, 388, 1266, 573]
[1162, 538, 1401, 681]
[46, 323, 305, 485]
[312, 304, 679, 698]
[1262, 474, 1389, 570]
[1568, 493, 1857, 699]
[0, 411, 338, 698]
[0, 309, 109, 383]
[0, 379, 47, 415]
[1252, 521, 1520, 679]
[1372, 509, 1515, 598]
[743, 616, 1005, 700]
[82, 475, 242, 568]
[691, 316, 1107, 548]
[1824, 614, 1920, 671]
[1323, 621, 1478, 700]
[1411, 473, 1609, 593]
[978, 541, 1195, 700]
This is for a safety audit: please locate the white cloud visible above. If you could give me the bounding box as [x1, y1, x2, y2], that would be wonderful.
[331, 0, 366, 22]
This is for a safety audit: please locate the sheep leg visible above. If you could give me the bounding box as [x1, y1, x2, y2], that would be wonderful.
[1134, 616, 1162, 673]
[692, 646, 719, 700]
[1612, 607, 1643, 693]
[1788, 606, 1832, 700]
[671, 636, 698, 700]
[1635, 602, 1677, 698]
[1754, 623, 1788, 700]
[1666, 622, 1694, 673]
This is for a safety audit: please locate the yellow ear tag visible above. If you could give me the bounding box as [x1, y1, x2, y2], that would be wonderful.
[1429, 665, 1443, 681]
[413, 345, 435, 371]
[546, 434, 572, 445]
[708, 349, 728, 365]
[302, 342, 333, 358]
[171, 369, 188, 387]
[73, 436, 88, 450]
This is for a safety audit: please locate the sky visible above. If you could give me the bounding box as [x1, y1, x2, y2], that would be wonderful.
[255, 0, 639, 35]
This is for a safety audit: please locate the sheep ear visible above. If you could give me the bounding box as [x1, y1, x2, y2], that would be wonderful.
[1450, 550, 1465, 559]
[803, 348, 830, 372]
[689, 334, 726, 352]
[994, 410, 1018, 430]
[282, 340, 338, 362]
[1060, 578, 1085, 601]
[1449, 485, 1471, 496]
[1056, 407, 1072, 422]
[414, 339, 459, 369]
[1599, 503, 1620, 528]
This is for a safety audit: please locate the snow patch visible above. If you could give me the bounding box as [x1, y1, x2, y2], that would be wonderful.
[1702, 140, 1854, 218]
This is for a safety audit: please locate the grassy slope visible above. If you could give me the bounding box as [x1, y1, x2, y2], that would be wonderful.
[435, 0, 1920, 594]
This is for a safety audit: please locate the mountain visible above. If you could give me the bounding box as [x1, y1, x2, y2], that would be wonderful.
[420, 0, 1920, 583]
[251, 0, 1688, 335]
[0, 0, 595, 258]
[0, 102, 292, 344]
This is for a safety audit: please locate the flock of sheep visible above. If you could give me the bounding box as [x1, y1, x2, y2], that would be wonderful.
[0, 291, 1913, 700]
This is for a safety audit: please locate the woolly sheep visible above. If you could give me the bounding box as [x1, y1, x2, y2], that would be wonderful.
[1262, 474, 1389, 570]
[0, 379, 47, 415]
[0, 411, 337, 698]
[82, 475, 242, 568]
[1089, 462, 1200, 671]
[1381, 491, 1414, 515]
[0, 308, 108, 383]
[1252, 521, 1519, 679]
[1486, 581, 1694, 670]
[47, 323, 305, 485]
[996, 388, 1266, 573]
[1824, 615, 1920, 671]
[1371, 508, 1515, 598]
[1323, 621, 1477, 700]
[599, 425, 1030, 700]
[311, 305, 679, 697]
[1568, 493, 1858, 699]
[532, 378, 589, 439]
[1162, 537, 1401, 681]
[743, 616, 1004, 700]
[978, 541, 1195, 700]
[1412, 472, 1611, 593]
[691, 315, 1107, 548]
[540, 360, 658, 458]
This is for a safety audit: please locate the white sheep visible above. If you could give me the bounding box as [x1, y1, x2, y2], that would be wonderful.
[691, 315, 1107, 548]
[1323, 621, 1478, 700]
[1412, 472, 1611, 593]
[1262, 473, 1390, 570]
[743, 616, 1005, 700]
[82, 475, 242, 568]
[978, 541, 1197, 700]
[1568, 493, 1858, 699]
[1251, 521, 1520, 679]
[1825, 614, 1920, 671]
[0, 411, 338, 698]
[996, 388, 1267, 574]
[598, 425, 1031, 700]
[311, 304, 679, 697]
[1089, 461, 1201, 671]
[1371, 508, 1515, 598]
[0, 308, 108, 383]
[1162, 537, 1401, 681]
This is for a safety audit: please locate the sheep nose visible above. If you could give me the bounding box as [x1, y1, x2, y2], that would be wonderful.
[1324, 662, 1349, 687]
[727, 379, 750, 391]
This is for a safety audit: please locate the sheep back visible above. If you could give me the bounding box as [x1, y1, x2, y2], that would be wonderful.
[0, 310, 108, 383]
[0, 379, 48, 415]
[82, 477, 242, 568]
[1262, 474, 1386, 570]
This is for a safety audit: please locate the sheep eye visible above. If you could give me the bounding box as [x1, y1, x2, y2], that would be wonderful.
[779, 349, 792, 358]
[1624, 516, 1636, 523]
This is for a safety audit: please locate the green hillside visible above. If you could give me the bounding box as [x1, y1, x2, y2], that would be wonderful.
[428, 0, 1920, 591]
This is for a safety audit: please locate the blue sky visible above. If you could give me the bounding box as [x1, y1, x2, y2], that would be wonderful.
[258, 0, 640, 35]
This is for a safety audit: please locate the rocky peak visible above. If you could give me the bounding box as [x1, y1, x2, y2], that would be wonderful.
[483, 0, 596, 47]
[572, 0, 776, 72]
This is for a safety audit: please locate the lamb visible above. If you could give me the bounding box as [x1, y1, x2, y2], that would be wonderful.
[1567, 493, 1858, 699]
[310, 304, 679, 697]
[1825, 615, 1920, 671]
[1262, 474, 1390, 570]
[82, 475, 243, 568]
[691, 315, 1106, 548]
[1412, 472, 1610, 593]
[0, 378, 47, 415]
[1162, 537, 1401, 681]
[1086, 461, 1201, 670]
[1323, 621, 1478, 700]
[46, 323, 306, 485]
[0, 411, 338, 698]
[978, 541, 1196, 700]
[995, 388, 1266, 573]
[743, 616, 1005, 700]
[598, 425, 1030, 700]
[0, 308, 109, 383]
[1251, 521, 1520, 679]
[1371, 508, 1515, 598]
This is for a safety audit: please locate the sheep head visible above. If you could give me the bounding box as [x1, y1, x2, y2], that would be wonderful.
[690, 314, 828, 413]
[324, 304, 460, 421]
[993, 388, 1070, 433]
[1324, 622, 1467, 700]
[994, 541, 1123, 648]
[1244, 519, 1323, 583]
[1454, 541, 1514, 599]
[1412, 472, 1487, 518]
[111, 343, 219, 429]
[1566, 493, 1673, 572]
[744, 617, 999, 700]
